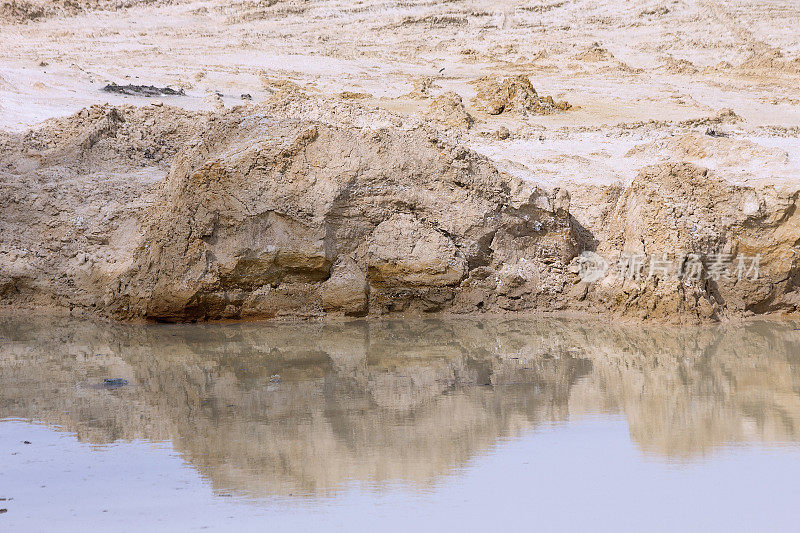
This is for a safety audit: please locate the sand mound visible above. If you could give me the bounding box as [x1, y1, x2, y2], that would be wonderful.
[737, 49, 800, 76]
[625, 133, 789, 175]
[2, 94, 800, 323]
[470, 75, 570, 116]
[424, 92, 473, 130]
[590, 163, 800, 320]
[0, 0, 170, 23]
[0, 103, 209, 311]
[111, 94, 576, 321]
[576, 44, 615, 62]
[659, 56, 699, 75]
[1, 103, 205, 172]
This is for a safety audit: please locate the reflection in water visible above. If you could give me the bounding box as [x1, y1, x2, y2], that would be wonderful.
[1, 316, 800, 499]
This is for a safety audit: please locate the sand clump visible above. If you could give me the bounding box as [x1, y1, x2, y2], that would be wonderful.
[582, 163, 800, 321]
[577, 44, 616, 62]
[403, 77, 440, 99]
[660, 56, 700, 75]
[2, 92, 800, 323]
[0, 0, 168, 22]
[471, 75, 570, 116]
[424, 92, 473, 130]
[110, 94, 578, 321]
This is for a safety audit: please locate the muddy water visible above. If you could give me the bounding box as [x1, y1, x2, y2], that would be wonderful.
[1, 316, 800, 531]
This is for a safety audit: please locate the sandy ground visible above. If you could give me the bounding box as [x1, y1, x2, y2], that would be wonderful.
[2, 0, 800, 188]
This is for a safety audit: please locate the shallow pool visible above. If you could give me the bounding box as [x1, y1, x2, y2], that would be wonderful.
[1, 316, 799, 531]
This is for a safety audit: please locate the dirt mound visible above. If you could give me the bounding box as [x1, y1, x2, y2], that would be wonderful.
[109, 95, 577, 321]
[659, 56, 699, 75]
[625, 133, 789, 174]
[2, 95, 800, 324]
[576, 44, 615, 62]
[737, 49, 800, 76]
[585, 163, 800, 321]
[0, 0, 171, 23]
[1, 103, 205, 171]
[0, 103, 208, 312]
[470, 75, 570, 116]
[424, 92, 473, 130]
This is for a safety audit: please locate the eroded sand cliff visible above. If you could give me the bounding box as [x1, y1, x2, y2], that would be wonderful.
[2, 0, 800, 322]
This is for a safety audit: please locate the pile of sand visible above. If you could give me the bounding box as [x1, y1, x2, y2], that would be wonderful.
[576, 44, 616, 62]
[659, 56, 700, 75]
[0, 0, 170, 23]
[424, 92, 473, 130]
[2, 103, 205, 172]
[404, 77, 440, 99]
[736, 49, 800, 76]
[471, 75, 570, 116]
[625, 133, 789, 172]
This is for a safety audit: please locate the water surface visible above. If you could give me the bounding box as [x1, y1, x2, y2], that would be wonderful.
[1, 317, 800, 531]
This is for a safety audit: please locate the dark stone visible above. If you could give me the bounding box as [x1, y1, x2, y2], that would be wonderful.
[103, 378, 128, 389]
[102, 83, 185, 97]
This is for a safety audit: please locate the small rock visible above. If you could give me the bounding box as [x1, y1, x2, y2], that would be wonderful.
[103, 378, 128, 388]
[705, 127, 727, 137]
[240, 93, 252, 100]
[102, 83, 185, 97]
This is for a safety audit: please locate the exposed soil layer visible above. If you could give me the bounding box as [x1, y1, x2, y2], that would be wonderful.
[2, 0, 800, 322]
